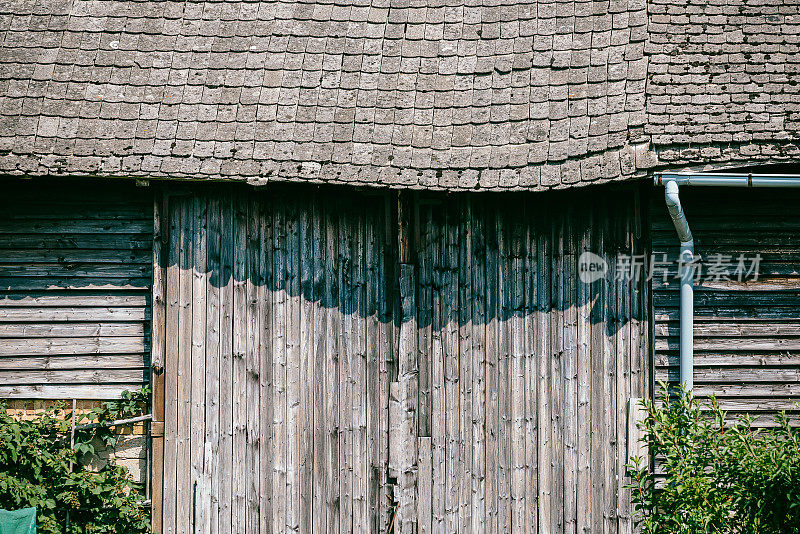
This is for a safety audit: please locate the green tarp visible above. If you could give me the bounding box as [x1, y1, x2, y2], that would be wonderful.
[0, 508, 36, 534]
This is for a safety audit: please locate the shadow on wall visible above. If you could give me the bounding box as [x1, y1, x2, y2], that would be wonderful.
[161, 183, 647, 337]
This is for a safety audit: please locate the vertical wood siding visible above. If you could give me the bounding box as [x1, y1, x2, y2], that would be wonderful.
[651, 188, 800, 424]
[0, 180, 152, 399]
[157, 185, 649, 533]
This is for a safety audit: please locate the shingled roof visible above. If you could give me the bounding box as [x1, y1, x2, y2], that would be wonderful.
[0, 0, 657, 190]
[0, 0, 798, 190]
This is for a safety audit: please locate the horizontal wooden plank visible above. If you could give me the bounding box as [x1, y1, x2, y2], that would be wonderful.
[0, 264, 152, 278]
[655, 277, 800, 292]
[0, 383, 143, 400]
[651, 219, 800, 232]
[656, 367, 800, 383]
[0, 337, 147, 356]
[653, 247, 800, 262]
[656, 353, 800, 367]
[653, 263, 800, 278]
[0, 322, 145, 338]
[655, 322, 800, 337]
[0, 307, 149, 322]
[0, 249, 151, 264]
[0, 234, 152, 250]
[0, 293, 148, 307]
[683, 383, 800, 397]
[655, 337, 800, 352]
[655, 307, 800, 321]
[0, 219, 151, 234]
[0, 277, 150, 291]
[651, 231, 800, 247]
[654, 291, 800, 308]
[0, 368, 147, 385]
[0, 353, 146, 370]
[2, 206, 150, 220]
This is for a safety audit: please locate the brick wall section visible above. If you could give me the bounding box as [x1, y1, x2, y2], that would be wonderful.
[646, 0, 800, 166]
[6, 400, 148, 485]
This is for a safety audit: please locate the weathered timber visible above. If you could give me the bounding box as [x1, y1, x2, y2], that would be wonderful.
[1, 180, 152, 399]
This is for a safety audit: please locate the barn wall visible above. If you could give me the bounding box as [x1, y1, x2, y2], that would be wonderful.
[153, 184, 650, 534]
[651, 188, 800, 424]
[0, 179, 152, 399]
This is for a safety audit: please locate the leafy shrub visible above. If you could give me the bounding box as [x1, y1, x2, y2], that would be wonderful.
[629, 384, 800, 534]
[0, 388, 151, 533]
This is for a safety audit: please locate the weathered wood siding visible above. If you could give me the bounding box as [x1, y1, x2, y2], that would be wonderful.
[0, 180, 152, 399]
[155, 184, 649, 534]
[651, 188, 800, 424]
[154, 187, 393, 534]
[403, 190, 649, 534]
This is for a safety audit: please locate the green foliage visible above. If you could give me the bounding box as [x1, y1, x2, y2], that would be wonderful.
[0, 387, 151, 534]
[628, 383, 800, 534]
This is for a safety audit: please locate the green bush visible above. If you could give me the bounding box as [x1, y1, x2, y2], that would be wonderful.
[629, 384, 800, 534]
[0, 388, 151, 534]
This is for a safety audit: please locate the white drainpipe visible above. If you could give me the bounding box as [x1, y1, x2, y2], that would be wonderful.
[655, 172, 800, 392]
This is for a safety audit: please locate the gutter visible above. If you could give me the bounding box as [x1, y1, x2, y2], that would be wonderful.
[654, 172, 800, 392]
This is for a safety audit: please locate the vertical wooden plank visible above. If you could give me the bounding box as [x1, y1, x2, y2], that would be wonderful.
[218, 193, 235, 534]
[443, 202, 459, 534]
[163, 194, 181, 534]
[312, 195, 328, 534]
[325, 199, 341, 534]
[365, 198, 381, 534]
[272, 193, 288, 534]
[576, 201, 592, 534]
[551, 212, 566, 534]
[258, 193, 274, 534]
[176, 195, 193, 534]
[352, 204, 368, 534]
[563, 205, 578, 534]
[617, 198, 633, 534]
[287, 195, 301, 534]
[496, 203, 510, 534]
[151, 190, 167, 534]
[418, 436, 433, 534]
[377, 194, 392, 534]
[299, 194, 314, 534]
[338, 200, 353, 534]
[510, 203, 526, 533]
[604, 203, 617, 534]
[417, 198, 432, 441]
[231, 193, 248, 534]
[471, 197, 487, 533]
[190, 195, 208, 533]
[590, 201, 605, 534]
[536, 203, 552, 534]
[429, 202, 447, 533]
[523, 199, 539, 532]
[458, 197, 473, 534]
[246, 197, 261, 534]
[484, 201, 499, 534]
[205, 194, 222, 534]
[397, 262, 419, 534]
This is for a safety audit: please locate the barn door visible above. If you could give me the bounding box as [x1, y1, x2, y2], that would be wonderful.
[152, 186, 392, 534]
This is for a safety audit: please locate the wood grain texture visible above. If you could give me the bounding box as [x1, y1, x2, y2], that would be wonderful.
[154, 184, 649, 534]
[158, 186, 391, 534]
[651, 188, 800, 424]
[0, 180, 152, 399]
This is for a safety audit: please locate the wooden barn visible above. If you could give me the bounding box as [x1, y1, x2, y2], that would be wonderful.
[1, 0, 800, 532]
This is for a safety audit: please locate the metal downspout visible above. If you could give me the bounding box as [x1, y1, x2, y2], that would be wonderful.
[656, 172, 800, 392]
[663, 180, 694, 390]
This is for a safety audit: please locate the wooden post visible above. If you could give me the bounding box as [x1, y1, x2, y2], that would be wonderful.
[151, 190, 167, 533]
